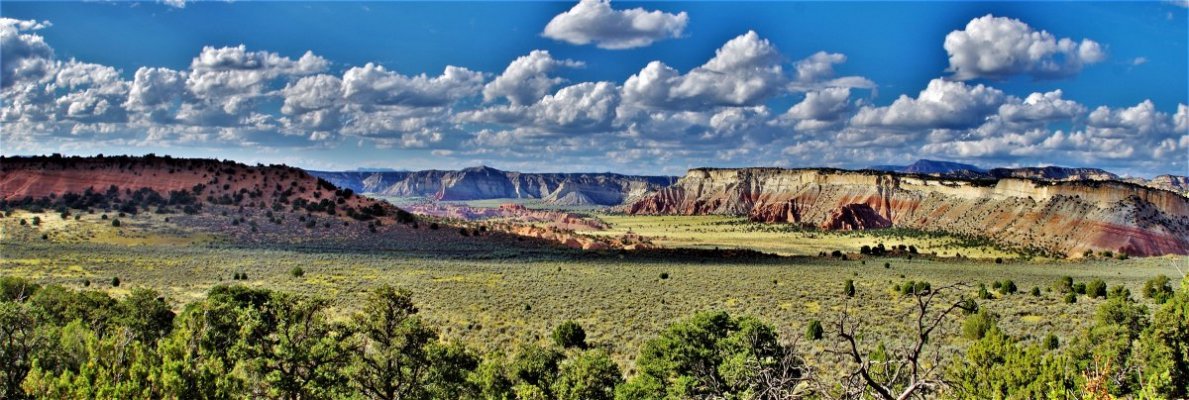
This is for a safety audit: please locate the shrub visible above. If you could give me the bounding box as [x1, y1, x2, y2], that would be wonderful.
[111, 276, 121, 287]
[844, 279, 856, 298]
[901, 280, 916, 296]
[806, 320, 824, 341]
[962, 309, 996, 340]
[111, 218, 121, 227]
[1142, 275, 1174, 304]
[995, 257, 1003, 264]
[884, 262, 891, 269]
[1086, 278, 1107, 299]
[1044, 334, 1059, 350]
[1073, 282, 1086, 295]
[1107, 285, 1130, 300]
[552, 349, 621, 400]
[553, 321, 587, 349]
[1031, 287, 1041, 297]
[978, 284, 992, 300]
[290, 266, 305, 278]
[659, 272, 669, 280]
[998, 280, 1017, 295]
[1054, 276, 1074, 293]
[1064, 293, 1077, 304]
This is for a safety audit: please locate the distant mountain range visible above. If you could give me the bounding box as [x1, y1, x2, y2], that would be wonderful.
[870, 159, 985, 175]
[309, 166, 676, 206]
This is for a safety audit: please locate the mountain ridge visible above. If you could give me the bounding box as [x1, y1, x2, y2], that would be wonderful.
[309, 167, 677, 206]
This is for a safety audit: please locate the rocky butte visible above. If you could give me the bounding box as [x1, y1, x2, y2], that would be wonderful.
[625, 167, 1189, 257]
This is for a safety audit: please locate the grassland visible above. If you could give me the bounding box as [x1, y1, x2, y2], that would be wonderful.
[1, 207, 1184, 379]
[587, 214, 1025, 259]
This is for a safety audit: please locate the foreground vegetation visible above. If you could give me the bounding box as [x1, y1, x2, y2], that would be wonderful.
[2, 195, 1187, 398]
[1, 272, 1186, 399]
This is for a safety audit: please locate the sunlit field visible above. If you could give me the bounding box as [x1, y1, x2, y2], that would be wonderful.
[2, 208, 1182, 379]
[587, 214, 1027, 260]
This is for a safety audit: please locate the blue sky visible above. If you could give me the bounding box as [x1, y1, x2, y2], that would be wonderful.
[2, 1, 1186, 177]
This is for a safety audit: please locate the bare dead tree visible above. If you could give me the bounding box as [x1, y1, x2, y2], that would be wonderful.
[828, 282, 974, 400]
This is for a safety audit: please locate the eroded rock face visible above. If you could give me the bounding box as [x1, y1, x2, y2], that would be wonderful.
[819, 204, 892, 231]
[625, 168, 1189, 257]
[309, 167, 674, 206]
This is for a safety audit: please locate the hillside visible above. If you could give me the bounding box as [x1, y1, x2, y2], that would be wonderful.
[625, 167, 1189, 257]
[0, 154, 398, 219]
[0, 155, 628, 252]
[308, 166, 675, 206]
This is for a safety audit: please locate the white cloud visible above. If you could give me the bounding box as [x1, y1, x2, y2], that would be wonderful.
[789, 52, 875, 91]
[1086, 100, 1174, 138]
[784, 88, 851, 121]
[997, 90, 1085, 123]
[622, 31, 787, 110]
[124, 67, 187, 117]
[944, 14, 1106, 80]
[482, 50, 583, 106]
[1, 18, 56, 89]
[342, 63, 485, 107]
[851, 78, 1005, 129]
[542, 0, 687, 49]
[461, 81, 620, 133]
[162, 0, 186, 8]
[1175, 103, 1188, 133]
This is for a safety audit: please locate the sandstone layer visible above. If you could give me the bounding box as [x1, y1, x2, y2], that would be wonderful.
[625, 168, 1189, 257]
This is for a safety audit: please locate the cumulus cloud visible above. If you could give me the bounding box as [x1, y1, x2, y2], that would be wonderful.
[918, 99, 1187, 173]
[1086, 100, 1174, 138]
[944, 14, 1106, 80]
[1, 18, 56, 89]
[622, 31, 787, 110]
[780, 87, 852, 131]
[790, 52, 875, 91]
[997, 90, 1085, 123]
[462, 81, 620, 133]
[851, 78, 1005, 129]
[51, 61, 130, 123]
[543, 0, 687, 49]
[342, 63, 485, 107]
[124, 67, 187, 119]
[482, 50, 583, 106]
[3, 16, 1184, 177]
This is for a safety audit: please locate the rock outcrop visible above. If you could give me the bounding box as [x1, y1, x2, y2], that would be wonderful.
[1129, 175, 1189, 197]
[309, 167, 674, 206]
[820, 204, 892, 231]
[625, 168, 1189, 257]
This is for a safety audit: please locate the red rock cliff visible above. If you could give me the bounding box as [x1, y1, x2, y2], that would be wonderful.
[625, 168, 1189, 257]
